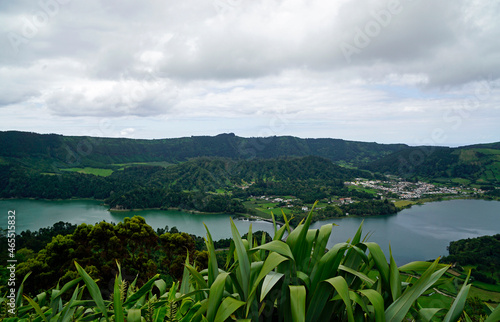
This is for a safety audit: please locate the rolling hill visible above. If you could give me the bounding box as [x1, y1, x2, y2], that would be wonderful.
[1, 131, 499, 185]
[0, 131, 407, 171]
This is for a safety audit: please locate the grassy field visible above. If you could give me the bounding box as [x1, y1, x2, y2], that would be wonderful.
[469, 286, 500, 304]
[473, 281, 500, 293]
[244, 200, 294, 219]
[347, 185, 378, 195]
[451, 178, 471, 185]
[394, 200, 415, 208]
[61, 167, 114, 177]
[113, 161, 174, 169]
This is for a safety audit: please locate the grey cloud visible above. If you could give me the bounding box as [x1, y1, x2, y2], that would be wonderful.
[1, 0, 499, 127]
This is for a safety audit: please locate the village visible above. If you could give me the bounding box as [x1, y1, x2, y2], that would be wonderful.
[345, 178, 485, 199]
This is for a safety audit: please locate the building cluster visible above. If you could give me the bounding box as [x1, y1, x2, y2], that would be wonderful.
[345, 179, 483, 199]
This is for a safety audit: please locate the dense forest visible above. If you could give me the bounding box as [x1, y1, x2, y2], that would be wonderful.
[365, 144, 500, 184]
[2, 130, 499, 187]
[0, 156, 381, 215]
[442, 234, 500, 285]
[0, 131, 407, 170]
[0, 218, 209, 296]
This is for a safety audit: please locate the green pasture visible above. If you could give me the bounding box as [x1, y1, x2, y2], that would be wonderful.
[61, 167, 114, 177]
[113, 161, 174, 170]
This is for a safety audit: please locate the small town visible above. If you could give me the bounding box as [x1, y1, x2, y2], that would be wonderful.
[345, 178, 485, 200]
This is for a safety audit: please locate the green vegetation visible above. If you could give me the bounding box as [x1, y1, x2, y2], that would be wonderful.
[0, 131, 407, 172]
[1, 130, 499, 220]
[61, 167, 114, 176]
[3, 212, 500, 321]
[1, 131, 500, 320]
[365, 144, 500, 185]
[1, 155, 397, 217]
[0, 217, 208, 297]
[394, 200, 415, 208]
[441, 234, 500, 289]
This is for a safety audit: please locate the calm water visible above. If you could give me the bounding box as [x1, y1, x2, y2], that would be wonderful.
[1, 199, 499, 265]
[311, 199, 500, 264]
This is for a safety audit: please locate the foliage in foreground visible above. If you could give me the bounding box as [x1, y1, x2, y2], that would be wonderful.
[2, 205, 500, 321]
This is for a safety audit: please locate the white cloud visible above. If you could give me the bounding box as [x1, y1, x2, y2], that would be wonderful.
[0, 0, 499, 145]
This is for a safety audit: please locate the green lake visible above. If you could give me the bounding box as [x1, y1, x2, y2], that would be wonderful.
[1, 199, 499, 265]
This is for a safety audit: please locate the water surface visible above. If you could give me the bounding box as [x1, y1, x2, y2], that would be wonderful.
[2, 198, 499, 265]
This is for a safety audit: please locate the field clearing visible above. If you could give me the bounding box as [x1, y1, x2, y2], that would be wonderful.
[451, 178, 471, 185]
[394, 200, 415, 208]
[113, 161, 174, 169]
[469, 286, 500, 304]
[487, 162, 500, 178]
[61, 167, 114, 177]
[459, 150, 479, 162]
[473, 148, 500, 155]
[348, 185, 378, 195]
[244, 200, 293, 219]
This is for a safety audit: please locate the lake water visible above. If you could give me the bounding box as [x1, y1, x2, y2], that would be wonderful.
[1, 199, 499, 265]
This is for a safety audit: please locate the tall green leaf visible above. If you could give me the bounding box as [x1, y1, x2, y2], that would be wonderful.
[310, 242, 349, 294]
[16, 271, 31, 309]
[287, 201, 318, 270]
[123, 274, 160, 308]
[181, 252, 191, 295]
[59, 284, 82, 322]
[185, 264, 208, 290]
[74, 261, 108, 320]
[204, 223, 219, 286]
[260, 271, 284, 302]
[113, 263, 124, 322]
[127, 308, 142, 322]
[206, 272, 230, 321]
[323, 276, 354, 322]
[311, 224, 334, 269]
[363, 242, 390, 288]
[247, 252, 289, 316]
[389, 245, 402, 302]
[252, 240, 294, 260]
[214, 297, 245, 322]
[23, 295, 48, 322]
[485, 302, 500, 322]
[289, 285, 306, 322]
[358, 289, 385, 322]
[230, 217, 251, 299]
[418, 308, 446, 322]
[442, 270, 471, 322]
[385, 258, 449, 322]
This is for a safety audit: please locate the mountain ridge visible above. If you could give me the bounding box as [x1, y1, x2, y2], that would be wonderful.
[1, 130, 499, 184]
[0, 130, 409, 167]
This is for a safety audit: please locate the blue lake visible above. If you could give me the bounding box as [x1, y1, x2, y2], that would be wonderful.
[1, 198, 499, 265]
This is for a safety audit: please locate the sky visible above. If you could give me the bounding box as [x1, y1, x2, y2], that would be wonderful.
[1, 0, 499, 147]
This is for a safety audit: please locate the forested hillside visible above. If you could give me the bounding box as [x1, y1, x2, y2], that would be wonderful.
[363, 144, 500, 185]
[0, 131, 407, 172]
[442, 234, 500, 285]
[0, 155, 377, 212]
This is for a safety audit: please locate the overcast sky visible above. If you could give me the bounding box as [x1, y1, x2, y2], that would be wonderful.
[1, 0, 499, 146]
